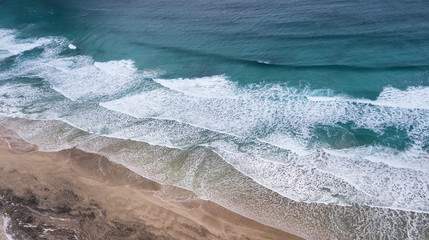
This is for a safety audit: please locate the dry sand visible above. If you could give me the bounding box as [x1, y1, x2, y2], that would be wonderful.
[0, 127, 302, 240]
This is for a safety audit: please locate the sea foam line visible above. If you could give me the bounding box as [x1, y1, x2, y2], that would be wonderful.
[1, 28, 429, 214]
[1, 215, 14, 240]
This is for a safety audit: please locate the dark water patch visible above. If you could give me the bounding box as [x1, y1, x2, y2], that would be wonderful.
[312, 122, 412, 150]
[0, 77, 45, 87]
[18, 47, 45, 60]
[0, 55, 17, 70]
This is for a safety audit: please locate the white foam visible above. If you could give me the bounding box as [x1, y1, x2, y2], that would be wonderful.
[324, 145, 429, 172]
[307, 96, 338, 102]
[68, 43, 77, 50]
[309, 86, 429, 110]
[154, 75, 237, 98]
[93, 60, 136, 77]
[1, 117, 428, 240]
[2, 55, 140, 101]
[102, 78, 429, 149]
[0, 29, 51, 61]
[375, 86, 429, 110]
[32, 58, 139, 100]
[257, 60, 270, 64]
[0, 29, 159, 101]
[2, 215, 14, 240]
[210, 137, 429, 210]
[258, 133, 311, 156]
[2, 28, 429, 214]
[100, 76, 429, 211]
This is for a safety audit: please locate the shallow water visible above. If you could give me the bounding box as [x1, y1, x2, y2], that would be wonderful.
[0, 0, 429, 239]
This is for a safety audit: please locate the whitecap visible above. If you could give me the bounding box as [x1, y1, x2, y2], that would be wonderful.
[154, 75, 237, 98]
[68, 43, 77, 50]
[0, 29, 51, 61]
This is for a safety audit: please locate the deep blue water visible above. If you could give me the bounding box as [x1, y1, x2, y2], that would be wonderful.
[1, 0, 429, 238]
[3, 0, 429, 98]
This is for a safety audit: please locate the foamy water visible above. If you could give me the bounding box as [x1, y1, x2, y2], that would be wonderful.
[1, 28, 429, 211]
[1, 5, 429, 237]
[1, 215, 14, 240]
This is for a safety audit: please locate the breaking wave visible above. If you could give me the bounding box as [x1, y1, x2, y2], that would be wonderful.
[1, 28, 429, 239]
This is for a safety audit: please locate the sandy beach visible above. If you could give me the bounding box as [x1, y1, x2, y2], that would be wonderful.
[0, 127, 302, 240]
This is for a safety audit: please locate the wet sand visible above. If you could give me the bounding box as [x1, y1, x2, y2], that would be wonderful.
[0, 127, 302, 240]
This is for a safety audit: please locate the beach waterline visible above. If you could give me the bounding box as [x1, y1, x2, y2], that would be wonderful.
[1, 0, 429, 238]
[1, 117, 428, 239]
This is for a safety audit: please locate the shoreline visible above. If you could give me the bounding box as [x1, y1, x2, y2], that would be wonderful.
[1, 118, 428, 239]
[0, 127, 302, 240]
[1, 215, 11, 240]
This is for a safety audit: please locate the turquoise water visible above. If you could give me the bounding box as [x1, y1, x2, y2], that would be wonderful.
[1, 0, 429, 239]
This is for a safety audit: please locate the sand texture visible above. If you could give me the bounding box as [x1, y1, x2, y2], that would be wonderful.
[0, 127, 301, 240]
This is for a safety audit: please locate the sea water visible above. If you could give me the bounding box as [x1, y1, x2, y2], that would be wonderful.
[0, 0, 428, 239]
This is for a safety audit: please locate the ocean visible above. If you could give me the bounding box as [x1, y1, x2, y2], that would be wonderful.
[0, 0, 428, 239]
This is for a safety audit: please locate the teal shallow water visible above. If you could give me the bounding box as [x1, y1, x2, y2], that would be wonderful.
[0, 0, 429, 238]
